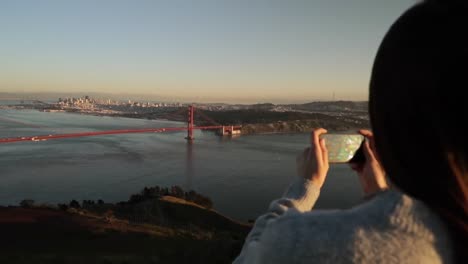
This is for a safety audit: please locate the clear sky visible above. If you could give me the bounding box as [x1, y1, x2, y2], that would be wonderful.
[0, 0, 416, 103]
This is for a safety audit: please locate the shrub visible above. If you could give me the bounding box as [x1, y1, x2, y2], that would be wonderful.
[58, 204, 69, 211]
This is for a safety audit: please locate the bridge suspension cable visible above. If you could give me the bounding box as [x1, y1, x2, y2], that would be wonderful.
[0, 105, 241, 144]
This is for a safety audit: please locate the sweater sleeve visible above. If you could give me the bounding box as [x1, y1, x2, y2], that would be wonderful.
[233, 177, 321, 264]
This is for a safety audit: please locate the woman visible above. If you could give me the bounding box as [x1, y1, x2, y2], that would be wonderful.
[234, 1, 467, 263]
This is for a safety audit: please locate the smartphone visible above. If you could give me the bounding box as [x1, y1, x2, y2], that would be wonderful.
[320, 134, 365, 163]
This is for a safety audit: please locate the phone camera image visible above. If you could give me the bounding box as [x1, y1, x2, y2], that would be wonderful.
[320, 134, 364, 163]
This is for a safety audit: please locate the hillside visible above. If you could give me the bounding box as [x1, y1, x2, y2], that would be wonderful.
[288, 101, 368, 113]
[0, 194, 251, 264]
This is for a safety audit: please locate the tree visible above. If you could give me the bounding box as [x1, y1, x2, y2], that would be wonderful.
[69, 200, 81, 209]
[82, 200, 93, 207]
[141, 186, 161, 198]
[129, 194, 144, 204]
[20, 199, 35, 208]
[170, 186, 184, 198]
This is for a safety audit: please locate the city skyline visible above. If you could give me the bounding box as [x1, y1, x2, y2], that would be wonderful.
[0, 0, 415, 103]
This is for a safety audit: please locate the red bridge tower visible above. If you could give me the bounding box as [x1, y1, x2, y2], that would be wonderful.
[185, 105, 195, 141]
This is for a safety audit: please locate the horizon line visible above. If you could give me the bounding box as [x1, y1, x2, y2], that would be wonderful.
[0, 91, 368, 105]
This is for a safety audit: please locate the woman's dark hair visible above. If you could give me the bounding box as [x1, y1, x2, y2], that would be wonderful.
[369, 0, 468, 262]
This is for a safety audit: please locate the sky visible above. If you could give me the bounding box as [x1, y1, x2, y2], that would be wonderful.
[0, 0, 416, 103]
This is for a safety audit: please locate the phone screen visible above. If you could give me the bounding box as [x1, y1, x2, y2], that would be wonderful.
[320, 134, 364, 163]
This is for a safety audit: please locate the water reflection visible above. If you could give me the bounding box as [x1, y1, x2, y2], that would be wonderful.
[185, 142, 194, 191]
[216, 134, 241, 143]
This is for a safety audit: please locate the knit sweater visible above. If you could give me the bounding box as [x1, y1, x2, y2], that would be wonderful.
[234, 178, 454, 264]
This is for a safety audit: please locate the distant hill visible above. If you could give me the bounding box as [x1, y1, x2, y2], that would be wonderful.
[250, 103, 275, 110]
[288, 101, 368, 112]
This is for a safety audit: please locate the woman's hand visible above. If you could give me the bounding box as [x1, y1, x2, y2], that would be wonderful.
[296, 128, 329, 188]
[350, 130, 389, 197]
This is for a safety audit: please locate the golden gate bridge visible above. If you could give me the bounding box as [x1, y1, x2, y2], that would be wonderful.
[0, 105, 241, 144]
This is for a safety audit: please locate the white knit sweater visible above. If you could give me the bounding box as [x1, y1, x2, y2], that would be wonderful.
[234, 178, 454, 264]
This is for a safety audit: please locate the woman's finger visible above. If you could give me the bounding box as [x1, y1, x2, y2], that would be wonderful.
[363, 139, 377, 161]
[359, 129, 381, 162]
[359, 129, 373, 138]
[311, 128, 327, 163]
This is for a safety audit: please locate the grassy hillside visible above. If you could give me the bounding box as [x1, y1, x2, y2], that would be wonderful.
[0, 194, 251, 264]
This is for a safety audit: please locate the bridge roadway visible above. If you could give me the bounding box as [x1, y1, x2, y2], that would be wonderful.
[0, 125, 225, 144]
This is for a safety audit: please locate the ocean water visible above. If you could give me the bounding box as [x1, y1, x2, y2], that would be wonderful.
[0, 108, 363, 221]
